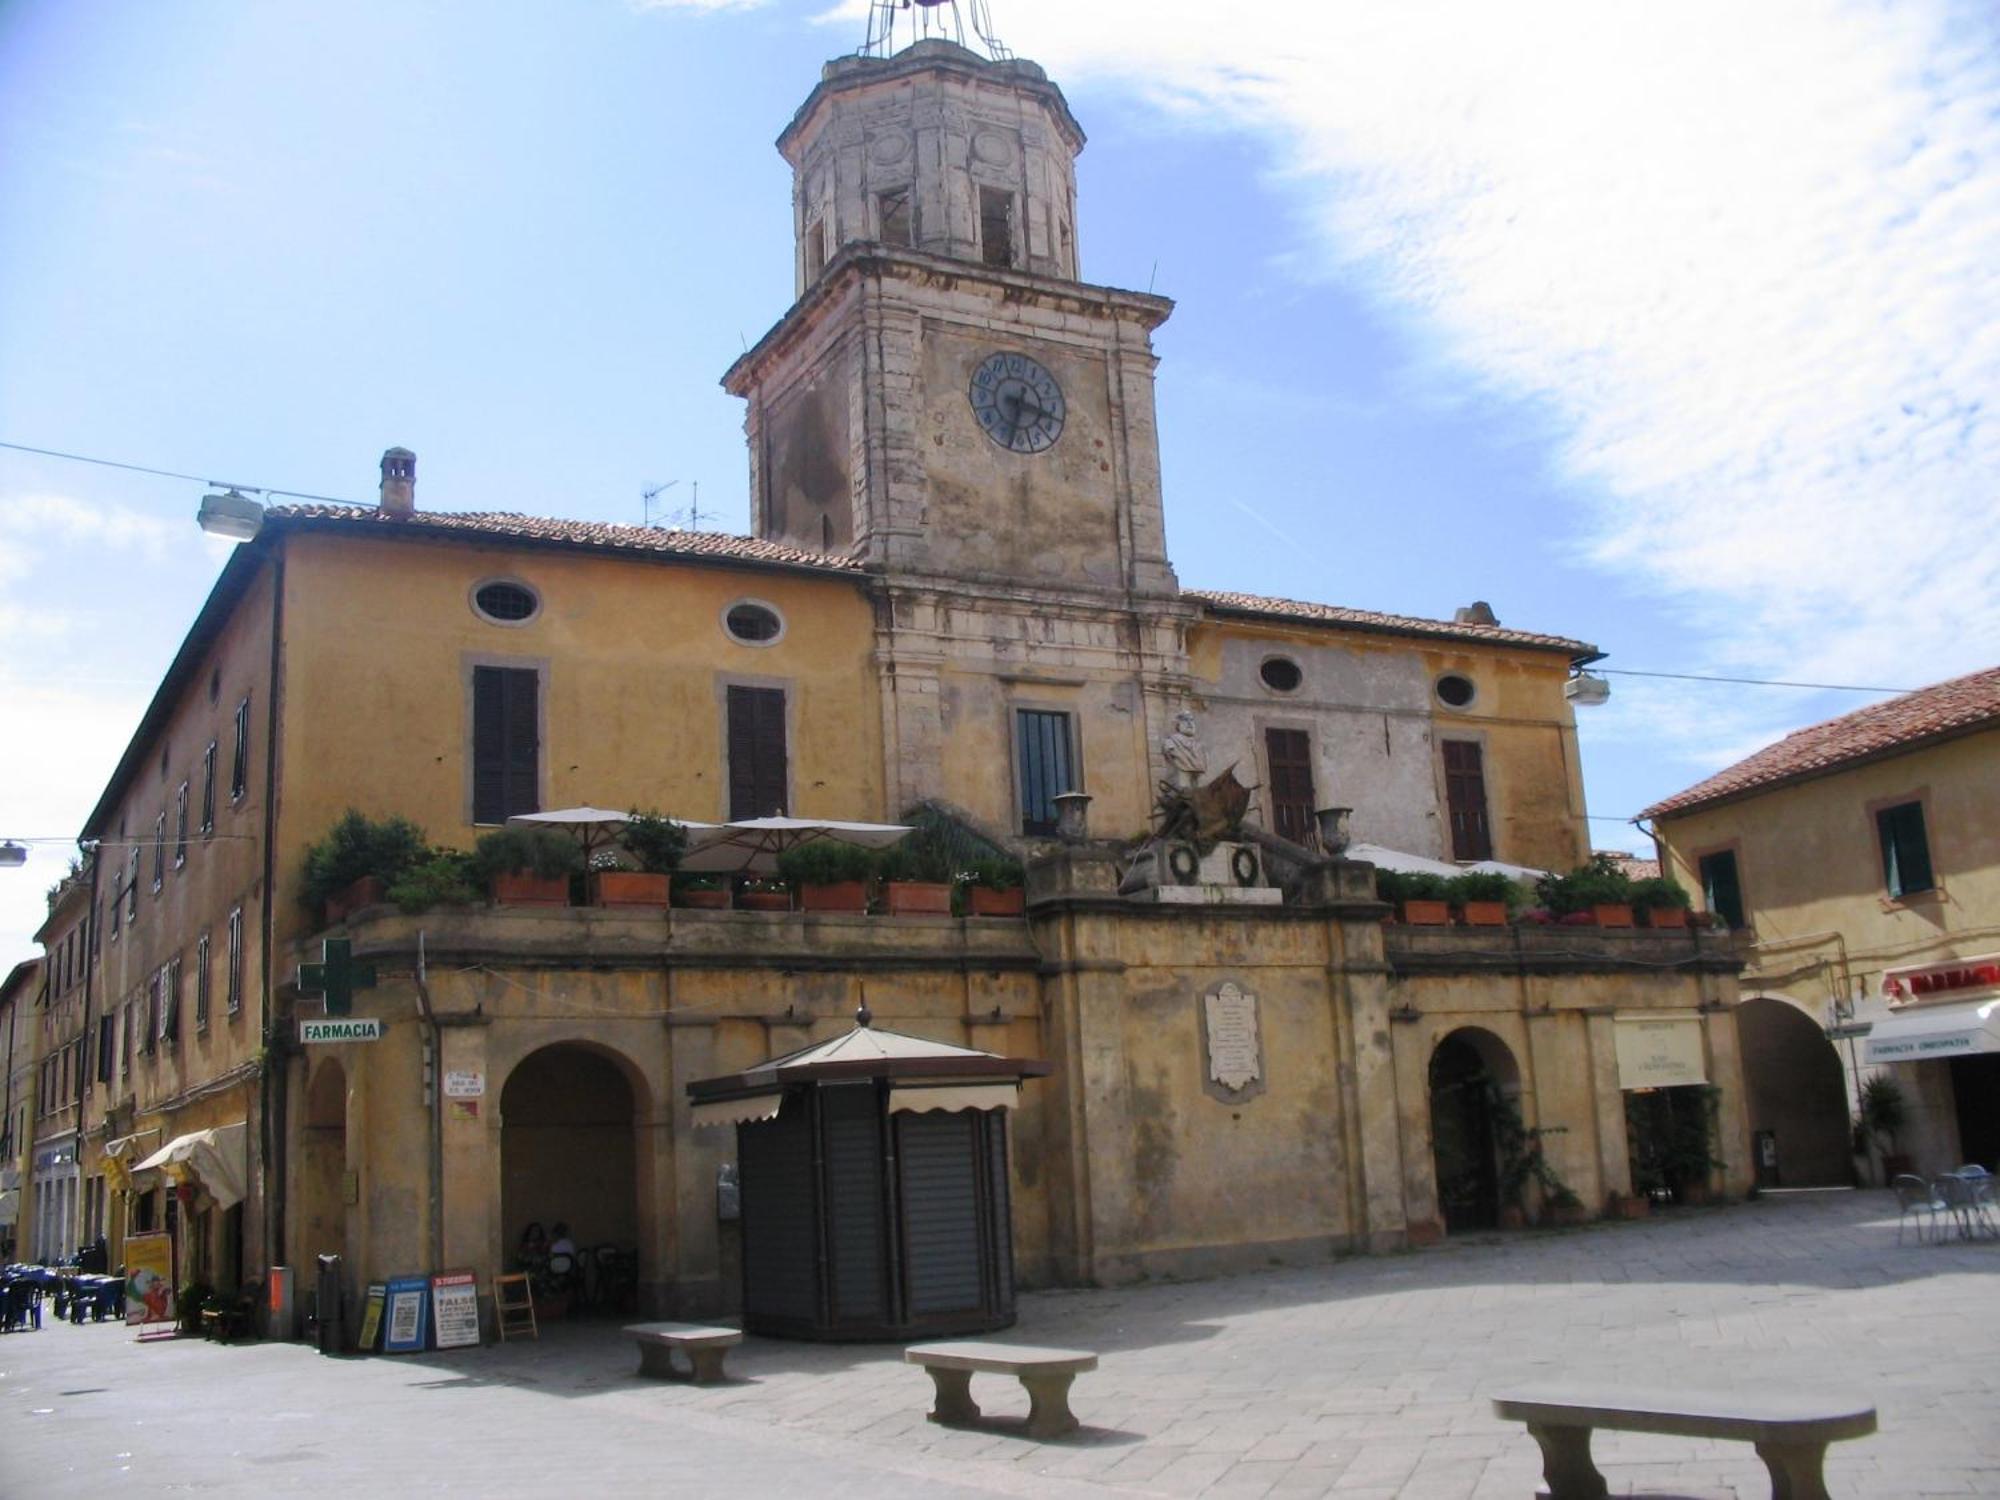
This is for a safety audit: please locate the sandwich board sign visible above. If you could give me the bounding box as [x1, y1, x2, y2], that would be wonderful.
[382, 1274, 430, 1353]
[430, 1271, 481, 1349]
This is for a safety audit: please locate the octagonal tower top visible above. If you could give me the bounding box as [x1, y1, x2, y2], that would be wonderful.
[777, 38, 1086, 296]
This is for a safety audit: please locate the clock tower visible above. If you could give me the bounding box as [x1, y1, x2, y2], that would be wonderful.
[724, 29, 1194, 825]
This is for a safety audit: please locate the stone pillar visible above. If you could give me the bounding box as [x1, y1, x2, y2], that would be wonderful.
[437, 1023, 492, 1278]
[1335, 910, 1411, 1253]
[665, 1015, 722, 1315]
[1584, 1011, 1633, 1205]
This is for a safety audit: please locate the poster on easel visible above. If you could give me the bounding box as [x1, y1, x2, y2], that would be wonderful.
[430, 1271, 480, 1349]
[125, 1232, 177, 1336]
[356, 1283, 388, 1352]
[382, 1275, 430, 1353]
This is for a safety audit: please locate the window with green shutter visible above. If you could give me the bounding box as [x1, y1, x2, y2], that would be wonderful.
[1876, 801, 1934, 898]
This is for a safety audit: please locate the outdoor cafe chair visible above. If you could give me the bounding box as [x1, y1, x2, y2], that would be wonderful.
[1892, 1173, 1949, 1245]
[1942, 1168, 1998, 1241]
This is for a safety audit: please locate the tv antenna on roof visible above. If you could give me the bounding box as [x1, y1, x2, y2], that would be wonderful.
[642, 479, 711, 532]
[862, 0, 1011, 61]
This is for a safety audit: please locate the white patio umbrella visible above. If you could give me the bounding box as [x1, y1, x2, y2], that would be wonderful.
[678, 815, 913, 875]
[1345, 842, 1461, 877]
[1463, 858, 1548, 884]
[507, 807, 717, 864]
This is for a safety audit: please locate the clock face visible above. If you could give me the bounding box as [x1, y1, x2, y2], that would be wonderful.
[968, 351, 1066, 454]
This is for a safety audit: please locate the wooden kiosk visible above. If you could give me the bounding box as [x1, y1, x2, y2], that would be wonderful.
[688, 1010, 1050, 1341]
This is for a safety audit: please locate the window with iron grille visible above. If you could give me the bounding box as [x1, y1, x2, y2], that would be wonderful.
[226, 907, 244, 1015]
[1876, 801, 1934, 898]
[230, 696, 250, 801]
[1015, 709, 1076, 836]
[195, 933, 211, 1030]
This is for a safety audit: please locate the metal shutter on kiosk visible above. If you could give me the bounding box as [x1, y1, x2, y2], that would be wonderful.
[986, 1115, 1015, 1318]
[896, 1109, 983, 1316]
[818, 1085, 887, 1325]
[739, 1102, 816, 1325]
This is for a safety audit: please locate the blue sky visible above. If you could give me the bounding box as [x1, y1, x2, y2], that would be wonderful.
[3, 0, 1996, 966]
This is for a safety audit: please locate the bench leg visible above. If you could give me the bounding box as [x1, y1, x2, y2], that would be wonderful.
[923, 1367, 981, 1427]
[1755, 1439, 1831, 1500]
[686, 1347, 730, 1385]
[1525, 1423, 1608, 1500]
[636, 1342, 681, 1380]
[1020, 1371, 1079, 1440]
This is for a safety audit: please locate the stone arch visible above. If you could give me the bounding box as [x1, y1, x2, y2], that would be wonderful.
[298, 1058, 348, 1265]
[498, 1041, 649, 1309]
[1736, 994, 1852, 1187]
[1428, 1027, 1522, 1234]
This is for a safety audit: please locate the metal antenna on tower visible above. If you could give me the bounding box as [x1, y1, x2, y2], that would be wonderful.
[862, 0, 1011, 61]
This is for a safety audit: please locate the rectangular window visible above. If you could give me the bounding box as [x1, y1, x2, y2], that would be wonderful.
[96, 1013, 114, 1083]
[805, 217, 827, 278]
[230, 696, 251, 801]
[122, 999, 134, 1076]
[152, 812, 166, 891]
[1015, 709, 1076, 836]
[1877, 801, 1935, 898]
[142, 971, 159, 1055]
[125, 852, 138, 921]
[201, 741, 217, 832]
[162, 956, 181, 1043]
[1264, 728, 1317, 847]
[979, 186, 1014, 268]
[1442, 739, 1494, 861]
[226, 907, 244, 1016]
[1698, 849, 1746, 929]
[877, 188, 913, 247]
[195, 933, 211, 1030]
[110, 890, 120, 941]
[174, 782, 188, 867]
[726, 685, 789, 820]
[472, 666, 541, 824]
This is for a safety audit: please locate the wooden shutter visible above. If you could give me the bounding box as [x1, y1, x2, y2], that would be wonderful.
[1442, 740, 1493, 861]
[1264, 728, 1316, 845]
[473, 667, 540, 824]
[727, 686, 788, 819]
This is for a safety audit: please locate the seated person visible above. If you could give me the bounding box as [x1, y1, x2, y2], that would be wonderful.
[516, 1220, 548, 1270]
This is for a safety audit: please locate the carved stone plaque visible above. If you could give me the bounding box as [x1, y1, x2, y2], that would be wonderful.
[1202, 981, 1264, 1099]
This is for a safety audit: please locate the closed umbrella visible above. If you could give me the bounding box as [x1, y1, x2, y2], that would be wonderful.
[678, 816, 912, 876]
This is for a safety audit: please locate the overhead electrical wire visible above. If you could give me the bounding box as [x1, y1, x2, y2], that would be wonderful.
[0, 437, 367, 507]
[1593, 667, 1912, 694]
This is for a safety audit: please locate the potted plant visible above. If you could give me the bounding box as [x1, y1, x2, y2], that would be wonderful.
[1379, 869, 1451, 925]
[1859, 1073, 1911, 1181]
[301, 809, 428, 923]
[776, 842, 872, 913]
[671, 873, 729, 910]
[1536, 854, 1635, 927]
[1445, 870, 1516, 927]
[877, 842, 954, 916]
[734, 876, 792, 912]
[1631, 875, 1693, 929]
[961, 855, 1026, 916]
[385, 846, 480, 913]
[593, 809, 685, 909]
[472, 827, 582, 906]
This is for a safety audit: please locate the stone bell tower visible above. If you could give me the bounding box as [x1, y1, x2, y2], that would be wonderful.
[723, 25, 1194, 823]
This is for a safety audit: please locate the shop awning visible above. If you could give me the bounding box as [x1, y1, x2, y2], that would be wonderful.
[133, 1122, 249, 1209]
[102, 1129, 162, 1192]
[690, 1094, 784, 1130]
[1864, 1000, 2000, 1064]
[888, 1083, 1020, 1114]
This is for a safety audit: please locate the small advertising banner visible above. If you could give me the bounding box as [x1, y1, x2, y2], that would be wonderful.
[430, 1271, 481, 1349]
[125, 1232, 176, 1334]
[356, 1283, 388, 1352]
[382, 1274, 430, 1353]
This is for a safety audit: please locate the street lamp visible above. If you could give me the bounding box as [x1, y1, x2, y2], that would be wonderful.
[198, 488, 264, 541]
[0, 841, 26, 867]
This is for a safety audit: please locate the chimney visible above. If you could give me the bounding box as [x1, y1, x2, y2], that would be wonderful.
[1453, 600, 1498, 626]
[379, 447, 416, 515]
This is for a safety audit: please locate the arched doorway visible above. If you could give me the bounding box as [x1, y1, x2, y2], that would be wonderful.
[1737, 996, 1852, 1186]
[500, 1044, 639, 1297]
[298, 1060, 347, 1263]
[1428, 1028, 1522, 1234]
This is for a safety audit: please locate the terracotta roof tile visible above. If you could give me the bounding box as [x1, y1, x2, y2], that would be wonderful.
[1642, 664, 2000, 820]
[1185, 589, 1596, 657]
[265, 503, 862, 573]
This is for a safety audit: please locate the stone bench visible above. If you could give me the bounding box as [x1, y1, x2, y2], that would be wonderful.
[904, 1340, 1097, 1440]
[1491, 1385, 1877, 1500]
[623, 1322, 742, 1384]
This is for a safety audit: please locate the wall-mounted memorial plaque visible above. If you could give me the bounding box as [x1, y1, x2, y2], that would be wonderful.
[1201, 980, 1266, 1101]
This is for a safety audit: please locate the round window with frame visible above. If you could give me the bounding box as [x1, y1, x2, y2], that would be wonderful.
[1259, 656, 1304, 695]
[722, 599, 786, 647]
[1434, 673, 1477, 710]
[470, 578, 542, 627]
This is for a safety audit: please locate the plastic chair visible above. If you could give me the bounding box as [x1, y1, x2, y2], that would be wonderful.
[1892, 1173, 1948, 1245]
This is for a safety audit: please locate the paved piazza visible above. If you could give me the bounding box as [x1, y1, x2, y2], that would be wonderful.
[4, 1190, 1995, 1498]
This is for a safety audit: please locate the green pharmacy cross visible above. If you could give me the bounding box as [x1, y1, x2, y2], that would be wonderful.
[297, 938, 377, 1017]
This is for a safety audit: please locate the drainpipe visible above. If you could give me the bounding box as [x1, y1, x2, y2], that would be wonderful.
[260, 543, 288, 1275]
[412, 933, 444, 1272]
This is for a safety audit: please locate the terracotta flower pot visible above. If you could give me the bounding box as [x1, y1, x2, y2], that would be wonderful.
[325, 875, 385, 923]
[1458, 900, 1509, 927]
[736, 890, 792, 912]
[799, 880, 867, 913]
[490, 871, 569, 907]
[1401, 899, 1452, 926]
[885, 880, 953, 916]
[1641, 905, 1689, 930]
[966, 885, 1025, 917]
[673, 888, 729, 910]
[590, 871, 670, 909]
[1591, 902, 1635, 928]
[1614, 1193, 1651, 1219]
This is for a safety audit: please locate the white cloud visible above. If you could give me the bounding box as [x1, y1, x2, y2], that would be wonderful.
[981, 0, 1999, 721]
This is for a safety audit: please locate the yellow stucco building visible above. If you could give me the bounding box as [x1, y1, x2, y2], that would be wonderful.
[52, 36, 1749, 1328]
[1647, 665, 2000, 1186]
